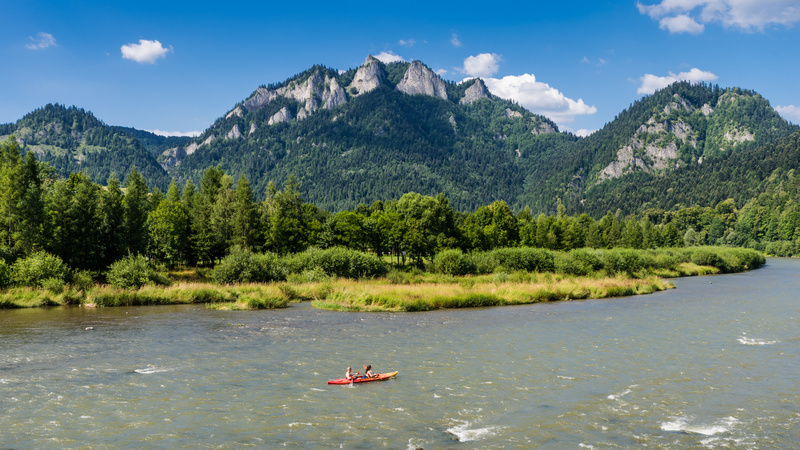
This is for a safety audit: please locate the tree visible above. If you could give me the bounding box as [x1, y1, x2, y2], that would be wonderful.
[123, 167, 150, 255]
[232, 174, 259, 250]
[99, 175, 126, 267]
[149, 199, 190, 267]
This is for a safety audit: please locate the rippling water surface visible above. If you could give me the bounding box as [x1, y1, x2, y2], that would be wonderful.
[2, 259, 798, 448]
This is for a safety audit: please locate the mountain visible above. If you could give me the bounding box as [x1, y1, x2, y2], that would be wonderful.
[546, 82, 799, 216]
[2, 56, 797, 215]
[0, 104, 171, 188]
[166, 56, 567, 211]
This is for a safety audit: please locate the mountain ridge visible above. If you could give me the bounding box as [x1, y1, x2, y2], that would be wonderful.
[1, 57, 797, 215]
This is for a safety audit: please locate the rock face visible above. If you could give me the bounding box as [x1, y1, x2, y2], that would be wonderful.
[459, 79, 489, 105]
[396, 61, 447, 100]
[348, 55, 384, 96]
[241, 70, 348, 119]
[532, 120, 557, 135]
[226, 124, 242, 140]
[504, 108, 522, 118]
[268, 106, 293, 125]
[598, 118, 695, 182]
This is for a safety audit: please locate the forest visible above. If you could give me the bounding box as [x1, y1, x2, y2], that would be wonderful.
[0, 133, 794, 295]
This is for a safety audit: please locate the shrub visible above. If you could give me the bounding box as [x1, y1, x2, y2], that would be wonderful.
[554, 252, 590, 276]
[691, 249, 720, 267]
[284, 247, 387, 279]
[12, 251, 69, 287]
[0, 260, 12, 289]
[213, 247, 286, 284]
[488, 248, 555, 273]
[433, 249, 476, 276]
[601, 249, 642, 276]
[106, 254, 170, 289]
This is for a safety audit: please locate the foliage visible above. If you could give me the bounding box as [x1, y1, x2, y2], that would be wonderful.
[212, 246, 286, 284]
[11, 251, 69, 287]
[106, 254, 170, 289]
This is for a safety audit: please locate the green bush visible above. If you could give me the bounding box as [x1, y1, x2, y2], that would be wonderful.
[284, 247, 387, 279]
[488, 248, 555, 273]
[554, 252, 590, 276]
[106, 254, 170, 289]
[12, 251, 69, 287]
[0, 260, 12, 289]
[691, 249, 720, 267]
[212, 247, 286, 284]
[601, 248, 642, 276]
[433, 249, 476, 275]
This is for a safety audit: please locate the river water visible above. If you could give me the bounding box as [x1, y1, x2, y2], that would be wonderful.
[1, 259, 798, 449]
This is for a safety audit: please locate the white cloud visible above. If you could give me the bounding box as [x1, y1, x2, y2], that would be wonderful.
[659, 14, 705, 33]
[399, 39, 416, 47]
[374, 51, 405, 64]
[121, 39, 172, 64]
[26, 32, 56, 50]
[462, 53, 502, 78]
[450, 33, 462, 47]
[575, 129, 598, 137]
[435, 68, 448, 76]
[147, 129, 202, 137]
[480, 73, 597, 125]
[775, 105, 800, 124]
[638, 68, 718, 95]
[638, 0, 800, 32]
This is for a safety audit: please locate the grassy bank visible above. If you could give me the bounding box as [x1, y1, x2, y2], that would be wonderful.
[311, 274, 674, 312]
[0, 246, 763, 310]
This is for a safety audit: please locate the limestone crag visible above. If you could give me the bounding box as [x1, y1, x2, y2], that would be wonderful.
[226, 106, 244, 120]
[268, 106, 293, 125]
[532, 120, 557, 135]
[459, 79, 489, 105]
[396, 61, 447, 100]
[723, 126, 754, 144]
[242, 70, 348, 117]
[348, 55, 385, 96]
[226, 124, 242, 140]
[504, 108, 522, 118]
[598, 118, 696, 182]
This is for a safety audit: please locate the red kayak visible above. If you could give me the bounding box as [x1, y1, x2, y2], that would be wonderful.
[327, 370, 398, 385]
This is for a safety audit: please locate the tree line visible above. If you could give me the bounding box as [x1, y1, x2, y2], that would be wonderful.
[1, 136, 796, 279]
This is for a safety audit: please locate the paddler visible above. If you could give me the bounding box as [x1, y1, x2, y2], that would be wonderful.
[345, 367, 359, 381]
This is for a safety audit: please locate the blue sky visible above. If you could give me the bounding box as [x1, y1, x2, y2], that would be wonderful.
[3, 0, 800, 136]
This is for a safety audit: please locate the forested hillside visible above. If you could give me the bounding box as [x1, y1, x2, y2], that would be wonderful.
[1, 59, 797, 219]
[0, 104, 170, 189]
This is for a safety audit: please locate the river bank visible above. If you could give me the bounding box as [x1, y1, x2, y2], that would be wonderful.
[0, 260, 724, 311]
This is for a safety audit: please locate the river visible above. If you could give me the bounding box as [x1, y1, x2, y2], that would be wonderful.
[1, 258, 798, 449]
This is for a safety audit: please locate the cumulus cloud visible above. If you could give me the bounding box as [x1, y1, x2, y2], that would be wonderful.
[775, 105, 800, 124]
[659, 14, 705, 33]
[399, 39, 416, 47]
[638, 0, 800, 33]
[121, 39, 172, 64]
[26, 32, 56, 50]
[147, 129, 202, 137]
[374, 51, 405, 64]
[450, 33, 462, 47]
[575, 129, 597, 137]
[480, 74, 597, 125]
[462, 53, 502, 78]
[638, 68, 719, 95]
[435, 68, 448, 76]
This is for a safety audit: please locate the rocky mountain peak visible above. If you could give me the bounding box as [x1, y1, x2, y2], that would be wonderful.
[348, 55, 385, 96]
[459, 79, 489, 105]
[396, 61, 448, 100]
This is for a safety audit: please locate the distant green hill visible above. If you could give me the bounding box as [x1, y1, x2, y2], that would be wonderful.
[0, 104, 170, 188]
